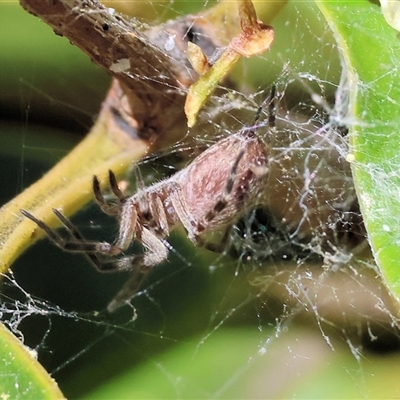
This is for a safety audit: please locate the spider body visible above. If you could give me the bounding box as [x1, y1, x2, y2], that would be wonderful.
[21, 131, 268, 311]
[109, 129, 266, 259]
[168, 130, 268, 237]
[21, 91, 274, 311]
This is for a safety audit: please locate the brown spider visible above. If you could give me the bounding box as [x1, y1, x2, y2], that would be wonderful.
[21, 88, 275, 312]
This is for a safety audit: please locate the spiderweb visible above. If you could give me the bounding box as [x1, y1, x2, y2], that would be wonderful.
[1, 1, 399, 398]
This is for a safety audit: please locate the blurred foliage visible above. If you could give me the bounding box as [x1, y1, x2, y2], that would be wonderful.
[0, 2, 110, 132]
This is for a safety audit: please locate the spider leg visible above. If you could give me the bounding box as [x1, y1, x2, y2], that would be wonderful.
[52, 209, 131, 272]
[21, 209, 133, 273]
[141, 226, 168, 266]
[168, 182, 199, 242]
[21, 208, 105, 271]
[139, 191, 170, 237]
[255, 85, 276, 133]
[21, 209, 67, 248]
[50, 209, 120, 255]
[107, 265, 148, 312]
[107, 228, 169, 312]
[93, 170, 126, 216]
[108, 169, 125, 202]
[197, 226, 232, 254]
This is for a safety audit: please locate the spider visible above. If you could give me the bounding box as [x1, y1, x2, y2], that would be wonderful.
[21, 88, 275, 312]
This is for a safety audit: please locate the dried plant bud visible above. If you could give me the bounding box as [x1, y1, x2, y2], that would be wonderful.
[185, 0, 274, 127]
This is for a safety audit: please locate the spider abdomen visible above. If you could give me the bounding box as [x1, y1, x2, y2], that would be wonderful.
[175, 132, 268, 236]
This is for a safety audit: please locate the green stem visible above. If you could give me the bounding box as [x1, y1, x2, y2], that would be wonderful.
[0, 86, 148, 273]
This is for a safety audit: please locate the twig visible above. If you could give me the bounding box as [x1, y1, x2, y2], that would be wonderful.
[19, 0, 203, 139]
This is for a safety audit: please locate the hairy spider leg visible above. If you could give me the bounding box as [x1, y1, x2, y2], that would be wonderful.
[21, 208, 144, 273]
[93, 170, 126, 216]
[51, 207, 165, 290]
[261, 84, 276, 134]
[23, 170, 169, 271]
[108, 169, 125, 201]
[97, 169, 172, 266]
[129, 164, 164, 232]
[22, 208, 156, 311]
[243, 85, 276, 140]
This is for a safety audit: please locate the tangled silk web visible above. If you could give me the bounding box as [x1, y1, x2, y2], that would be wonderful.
[2, 1, 399, 396]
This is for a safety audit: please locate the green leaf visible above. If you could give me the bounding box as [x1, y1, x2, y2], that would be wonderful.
[0, 322, 64, 398]
[83, 328, 400, 399]
[318, 1, 400, 302]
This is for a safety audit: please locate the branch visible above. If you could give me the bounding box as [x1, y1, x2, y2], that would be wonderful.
[19, 0, 209, 140]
